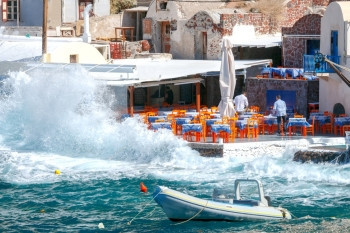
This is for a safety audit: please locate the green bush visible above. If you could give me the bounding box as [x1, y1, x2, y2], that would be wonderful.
[110, 0, 136, 14]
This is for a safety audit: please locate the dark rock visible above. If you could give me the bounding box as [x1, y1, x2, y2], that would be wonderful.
[293, 149, 350, 164]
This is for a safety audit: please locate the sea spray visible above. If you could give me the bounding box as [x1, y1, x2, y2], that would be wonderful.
[0, 65, 197, 163]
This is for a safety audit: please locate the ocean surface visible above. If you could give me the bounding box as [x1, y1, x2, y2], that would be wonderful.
[1, 66, 350, 232]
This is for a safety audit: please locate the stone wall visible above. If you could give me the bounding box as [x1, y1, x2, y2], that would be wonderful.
[282, 14, 322, 68]
[246, 77, 316, 116]
[186, 13, 272, 38]
[75, 14, 123, 39]
[221, 13, 272, 36]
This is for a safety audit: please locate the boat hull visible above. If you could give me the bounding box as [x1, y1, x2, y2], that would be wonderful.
[153, 186, 291, 221]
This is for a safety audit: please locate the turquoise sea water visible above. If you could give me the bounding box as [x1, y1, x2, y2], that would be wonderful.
[1, 66, 350, 232]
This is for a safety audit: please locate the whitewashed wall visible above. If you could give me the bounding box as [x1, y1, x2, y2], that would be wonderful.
[62, 0, 77, 23]
[319, 2, 350, 114]
[145, 1, 223, 59]
[93, 0, 110, 17]
[62, 0, 110, 23]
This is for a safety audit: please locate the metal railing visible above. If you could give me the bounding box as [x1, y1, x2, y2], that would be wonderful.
[303, 54, 340, 73]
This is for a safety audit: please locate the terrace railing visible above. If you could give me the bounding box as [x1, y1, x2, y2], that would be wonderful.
[304, 54, 340, 73]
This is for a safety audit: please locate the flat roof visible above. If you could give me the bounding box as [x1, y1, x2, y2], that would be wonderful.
[0, 58, 271, 87]
[107, 58, 271, 82]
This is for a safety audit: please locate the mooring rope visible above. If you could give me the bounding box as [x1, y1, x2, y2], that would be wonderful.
[145, 206, 158, 218]
[325, 58, 350, 74]
[290, 211, 298, 219]
[127, 191, 162, 225]
[172, 200, 209, 225]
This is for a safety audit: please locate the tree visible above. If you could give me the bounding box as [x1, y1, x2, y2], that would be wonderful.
[251, 0, 286, 28]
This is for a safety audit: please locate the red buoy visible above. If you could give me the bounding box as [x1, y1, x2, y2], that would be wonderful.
[140, 182, 147, 193]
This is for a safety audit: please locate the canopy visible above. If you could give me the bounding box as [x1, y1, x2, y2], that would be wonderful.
[218, 38, 236, 117]
[104, 59, 271, 86]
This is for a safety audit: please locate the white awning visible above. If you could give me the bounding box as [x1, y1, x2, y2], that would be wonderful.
[228, 35, 282, 48]
[108, 58, 271, 83]
[0, 58, 272, 87]
[106, 77, 203, 87]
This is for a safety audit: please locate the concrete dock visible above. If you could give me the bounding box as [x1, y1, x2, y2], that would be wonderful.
[188, 134, 346, 157]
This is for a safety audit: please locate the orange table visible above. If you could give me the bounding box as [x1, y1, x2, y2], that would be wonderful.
[211, 124, 231, 143]
[287, 118, 309, 136]
[114, 27, 134, 41]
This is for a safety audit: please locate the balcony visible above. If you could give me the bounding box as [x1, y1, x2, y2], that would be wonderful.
[303, 54, 340, 73]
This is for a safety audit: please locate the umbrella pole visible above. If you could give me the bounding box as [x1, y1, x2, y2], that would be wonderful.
[128, 86, 134, 116]
[195, 82, 201, 112]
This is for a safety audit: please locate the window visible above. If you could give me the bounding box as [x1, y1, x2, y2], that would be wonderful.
[2, 0, 7, 22]
[70, 54, 79, 63]
[2, 0, 18, 22]
[7, 0, 17, 21]
[159, 1, 167, 10]
[157, 0, 168, 11]
[79, 0, 93, 20]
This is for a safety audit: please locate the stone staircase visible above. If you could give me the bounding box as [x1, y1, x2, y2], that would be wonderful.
[0, 26, 42, 37]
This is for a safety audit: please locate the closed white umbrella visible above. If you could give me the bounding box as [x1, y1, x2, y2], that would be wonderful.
[218, 37, 236, 117]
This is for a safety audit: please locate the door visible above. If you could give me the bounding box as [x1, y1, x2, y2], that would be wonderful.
[194, 31, 207, 59]
[161, 21, 170, 53]
[306, 39, 320, 55]
[331, 30, 338, 57]
[202, 32, 207, 59]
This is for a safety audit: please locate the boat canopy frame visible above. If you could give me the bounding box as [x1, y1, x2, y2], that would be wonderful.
[234, 179, 269, 207]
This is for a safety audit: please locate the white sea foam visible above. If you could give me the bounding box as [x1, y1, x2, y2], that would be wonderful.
[1, 65, 350, 205]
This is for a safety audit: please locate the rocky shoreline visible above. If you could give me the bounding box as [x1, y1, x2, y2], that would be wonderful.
[293, 148, 350, 164]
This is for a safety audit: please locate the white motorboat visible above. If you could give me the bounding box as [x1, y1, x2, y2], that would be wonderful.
[153, 179, 291, 222]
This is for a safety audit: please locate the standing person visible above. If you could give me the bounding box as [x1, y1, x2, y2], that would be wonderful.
[165, 86, 174, 105]
[234, 91, 248, 115]
[273, 95, 287, 135]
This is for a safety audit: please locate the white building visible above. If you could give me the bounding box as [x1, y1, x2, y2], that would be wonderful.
[62, 0, 110, 24]
[1, 0, 110, 28]
[143, 0, 281, 60]
[319, 1, 350, 114]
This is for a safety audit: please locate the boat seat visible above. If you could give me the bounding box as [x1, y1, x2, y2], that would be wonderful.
[233, 200, 259, 206]
[213, 198, 233, 204]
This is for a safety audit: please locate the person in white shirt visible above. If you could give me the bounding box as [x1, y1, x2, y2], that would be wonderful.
[234, 91, 248, 115]
[273, 95, 287, 135]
